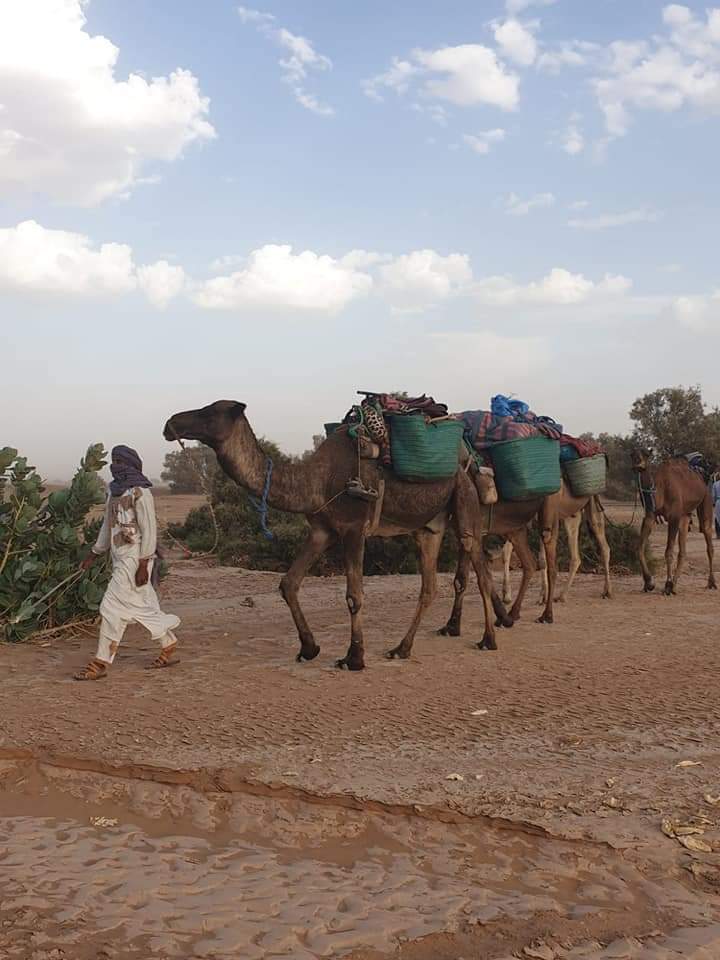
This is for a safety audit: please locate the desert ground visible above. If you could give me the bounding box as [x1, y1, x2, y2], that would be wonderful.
[2, 497, 720, 959]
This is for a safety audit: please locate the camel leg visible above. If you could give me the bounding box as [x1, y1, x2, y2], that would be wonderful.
[671, 516, 690, 593]
[558, 513, 582, 603]
[501, 540, 514, 605]
[387, 529, 443, 660]
[508, 528, 537, 622]
[472, 542, 499, 651]
[279, 522, 335, 662]
[337, 530, 366, 671]
[536, 535, 548, 606]
[537, 521, 559, 625]
[639, 513, 655, 592]
[586, 498, 612, 599]
[698, 498, 718, 589]
[663, 518, 680, 595]
[439, 548, 470, 637]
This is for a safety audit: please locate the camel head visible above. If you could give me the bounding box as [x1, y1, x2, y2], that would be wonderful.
[163, 400, 247, 448]
[630, 447, 653, 472]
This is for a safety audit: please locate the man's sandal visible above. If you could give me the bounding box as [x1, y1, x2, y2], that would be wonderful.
[147, 645, 180, 669]
[73, 659, 108, 681]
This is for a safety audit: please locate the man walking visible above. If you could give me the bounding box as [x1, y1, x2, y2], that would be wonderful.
[74, 446, 180, 680]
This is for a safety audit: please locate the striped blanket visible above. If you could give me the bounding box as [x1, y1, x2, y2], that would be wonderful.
[460, 410, 563, 451]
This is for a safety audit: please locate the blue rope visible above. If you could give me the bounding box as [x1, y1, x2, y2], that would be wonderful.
[248, 457, 274, 540]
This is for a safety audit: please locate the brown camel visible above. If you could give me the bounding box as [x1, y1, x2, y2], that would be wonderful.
[438, 489, 561, 641]
[163, 400, 504, 669]
[630, 448, 716, 595]
[499, 484, 611, 606]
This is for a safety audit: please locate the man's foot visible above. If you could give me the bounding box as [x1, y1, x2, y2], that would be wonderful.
[73, 659, 108, 681]
[147, 644, 179, 669]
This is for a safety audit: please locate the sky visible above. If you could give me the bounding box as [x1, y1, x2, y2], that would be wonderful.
[2, 0, 720, 480]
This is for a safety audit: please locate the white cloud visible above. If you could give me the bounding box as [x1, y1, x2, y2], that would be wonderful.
[475, 268, 632, 306]
[593, 7, 720, 139]
[568, 208, 662, 230]
[379, 250, 472, 311]
[414, 45, 520, 110]
[0, 0, 214, 206]
[137, 260, 186, 309]
[340, 249, 391, 270]
[537, 41, 600, 74]
[193, 244, 372, 312]
[366, 45, 519, 112]
[493, 20, 538, 68]
[0, 220, 136, 295]
[561, 116, 585, 155]
[463, 129, 506, 154]
[569, 200, 590, 210]
[237, 7, 333, 116]
[505, 192, 555, 216]
[672, 292, 720, 332]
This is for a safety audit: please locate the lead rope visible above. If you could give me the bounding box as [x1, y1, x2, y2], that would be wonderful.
[247, 457, 275, 540]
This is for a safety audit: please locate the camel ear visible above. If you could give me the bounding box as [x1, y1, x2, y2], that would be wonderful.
[232, 402, 247, 418]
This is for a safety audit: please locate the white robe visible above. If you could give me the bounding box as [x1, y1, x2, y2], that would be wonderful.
[93, 487, 179, 660]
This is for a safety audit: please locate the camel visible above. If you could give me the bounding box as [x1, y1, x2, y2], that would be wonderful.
[163, 400, 505, 670]
[630, 449, 716, 596]
[499, 484, 611, 607]
[438, 490, 561, 642]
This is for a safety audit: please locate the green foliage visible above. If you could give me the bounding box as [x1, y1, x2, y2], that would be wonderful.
[630, 385, 720, 464]
[161, 444, 217, 494]
[0, 444, 111, 642]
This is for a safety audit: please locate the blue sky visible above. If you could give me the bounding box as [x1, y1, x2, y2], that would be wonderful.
[2, 0, 720, 479]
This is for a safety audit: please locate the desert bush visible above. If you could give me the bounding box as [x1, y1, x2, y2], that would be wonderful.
[0, 445, 111, 641]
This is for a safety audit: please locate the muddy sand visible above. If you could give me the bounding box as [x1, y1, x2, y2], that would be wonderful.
[2, 508, 720, 958]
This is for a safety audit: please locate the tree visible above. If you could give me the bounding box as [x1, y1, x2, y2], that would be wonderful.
[161, 444, 217, 494]
[629, 386, 710, 458]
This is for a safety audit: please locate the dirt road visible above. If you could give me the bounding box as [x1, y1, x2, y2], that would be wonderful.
[2, 505, 720, 958]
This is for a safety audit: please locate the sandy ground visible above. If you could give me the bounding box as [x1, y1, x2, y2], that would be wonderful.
[2, 499, 720, 958]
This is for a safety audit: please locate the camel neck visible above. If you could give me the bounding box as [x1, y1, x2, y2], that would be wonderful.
[215, 420, 317, 515]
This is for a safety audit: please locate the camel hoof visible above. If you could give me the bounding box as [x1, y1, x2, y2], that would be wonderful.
[438, 623, 460, 637]
[336, 657, 365, 671]
[708, 580, 718, 591]
[643, 581, 655, 593]
[536, 614, 554, 625]
[296, 644, 320, 663]
[602, 592, 612, 600]
[477, 635, 498, 651]
[663, 581, 675, 597]
[385, 646, 409, 660]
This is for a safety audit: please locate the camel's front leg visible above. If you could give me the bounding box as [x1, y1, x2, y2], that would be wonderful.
[672, 516, 690, 592]
[663, 518, 680, 595]
[501, 540, 514, 606]
[439, 547, 470, 637]
[337, 530, 366, 671]
[279, 522, 335, 662]
[537, 523, 559, 624]
[558, 513, 582, 603]
[698, 499, 717, 589]
[587, 498, 612, 599]
[387, 529, 443, 660]
[471, 541, 499, 651]
[639, 513, 655, 591]
[507, 528, 537, 622]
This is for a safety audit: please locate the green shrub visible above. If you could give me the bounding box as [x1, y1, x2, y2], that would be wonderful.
[0, 445, 111, 641]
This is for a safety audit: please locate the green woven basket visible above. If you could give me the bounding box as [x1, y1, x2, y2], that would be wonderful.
[563, 453, 607, 497]
[388, 415, 465, 480]
[490, 436, 561, 501]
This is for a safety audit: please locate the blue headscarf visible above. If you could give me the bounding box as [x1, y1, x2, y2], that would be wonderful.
[109, 445, 153, 497]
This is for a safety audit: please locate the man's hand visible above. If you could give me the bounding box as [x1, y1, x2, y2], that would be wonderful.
[81, 553, 97, 571]
[135, 559, 150, 587]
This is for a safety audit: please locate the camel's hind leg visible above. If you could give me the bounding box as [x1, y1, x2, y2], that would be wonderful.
[439, 548, 470, 637]
[337, 530, 366, 671]
[698, 495, 717, 589]
[501, 540, 514, 606]
[387, 528, 443, 660]
[279, 522, 335, 662]
[639, 513, 656, 592]
[537, 520, 559, 625]
[557, 513, 582, 603]
[663, 518, 680, 595]
[471, 541, 499, 651]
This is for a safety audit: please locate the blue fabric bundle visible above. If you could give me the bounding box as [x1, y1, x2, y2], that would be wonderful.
[491, 395, 529, 419]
